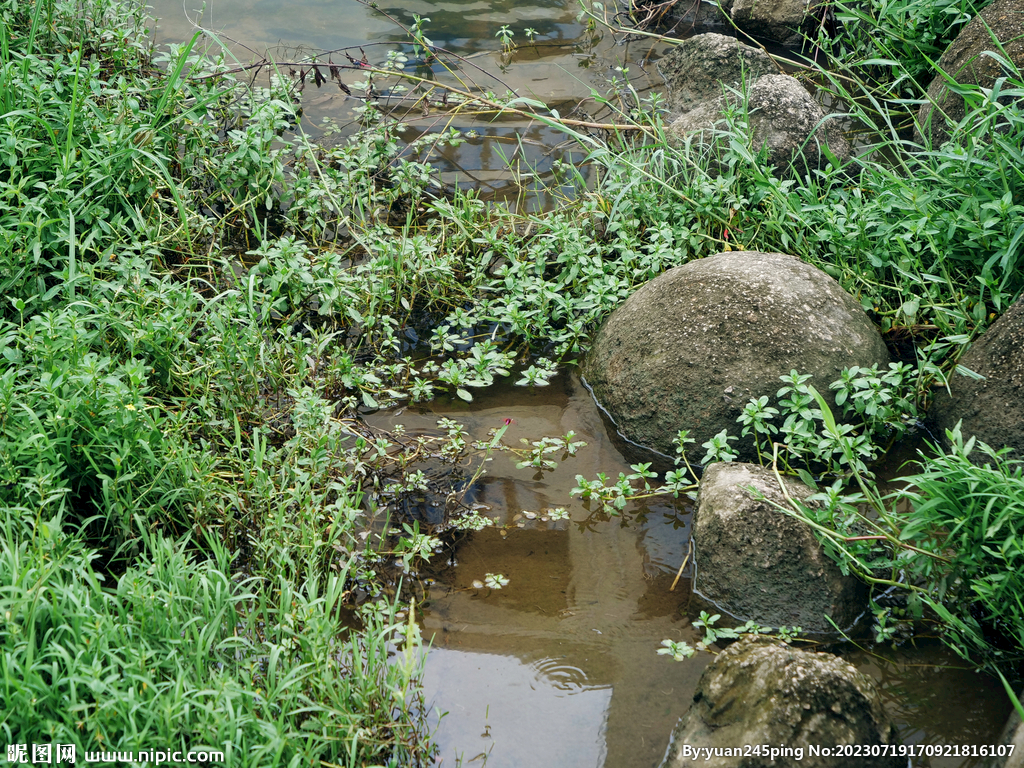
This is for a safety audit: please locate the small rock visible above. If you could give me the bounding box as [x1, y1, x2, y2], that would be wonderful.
[980, 689, 1024, 768]
[665, 73, 850, 179]
[731, 0, 822, 46]
[659, 33, 777, 114]
[691, 462, 867, 634]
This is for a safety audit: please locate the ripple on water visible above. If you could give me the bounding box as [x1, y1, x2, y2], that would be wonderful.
[529, 657, 596, 695]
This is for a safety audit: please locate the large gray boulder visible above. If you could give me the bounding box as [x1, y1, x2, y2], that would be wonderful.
[659, 33, 778, 114]
[660, 637, 902, 768]
[931, 295, 1024, 461]
[692, 462, 866, 633]
[582, 251, 889, 468]
[915, 0, 1024, 147]
[665, 73, 850, 179]
[731, 0, 822, 46]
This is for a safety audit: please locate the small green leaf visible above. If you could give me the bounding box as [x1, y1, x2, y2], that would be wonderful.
[807, 385, 839, 437]
[796, 469, 818, 490]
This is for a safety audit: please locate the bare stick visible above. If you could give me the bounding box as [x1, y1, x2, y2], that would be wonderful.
[670, 539, 692, 591]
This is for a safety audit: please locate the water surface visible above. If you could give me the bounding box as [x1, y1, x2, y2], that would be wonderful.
[370, 373, 1011, 767]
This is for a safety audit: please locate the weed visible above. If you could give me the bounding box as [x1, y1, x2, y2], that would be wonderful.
[496, 25, 516, 55]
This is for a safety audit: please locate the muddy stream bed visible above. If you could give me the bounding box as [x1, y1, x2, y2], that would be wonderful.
[148, 0, 1015, 763]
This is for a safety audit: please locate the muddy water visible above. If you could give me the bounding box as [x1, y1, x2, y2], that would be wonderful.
[148, 0, 670, 206]
[369, 371, 1011, 768]
[369, 372, 708, 767]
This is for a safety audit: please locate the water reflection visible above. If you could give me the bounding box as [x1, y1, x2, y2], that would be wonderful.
[423, 648, 611, 767]
[148, 0, 661, 206]
[368, 0, 586, 54]
[372, 372, 1011, 768]
[371, 372, 709, 767]
[850, 643, 1011, 768]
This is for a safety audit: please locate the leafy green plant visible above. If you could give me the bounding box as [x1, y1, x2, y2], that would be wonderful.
[484, 572, 510, 589]
[393, 522, 442, 571]
[894, 426, 1024, 663]
[657, 638, 696, 661]
[814, 0, 983, 93]
[0, 517, 430, 763]
[495, 25, 516, 55]
[658, 615, 800, 663]
[701, 429, 739, 464]
[513, 432, 588, 471]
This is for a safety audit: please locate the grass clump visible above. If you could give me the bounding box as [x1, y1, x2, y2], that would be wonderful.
[896, 429, 1024, 661]
[0, 0, 438, 760]
[2, 519, 427, 763]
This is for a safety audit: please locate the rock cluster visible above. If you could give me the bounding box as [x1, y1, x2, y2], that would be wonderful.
[653, 0, 822, 47]
[659, 34, 849, 178]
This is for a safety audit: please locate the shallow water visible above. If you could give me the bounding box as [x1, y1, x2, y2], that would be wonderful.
[149, 0, 670, 206]
[369, 372, 1011, 768]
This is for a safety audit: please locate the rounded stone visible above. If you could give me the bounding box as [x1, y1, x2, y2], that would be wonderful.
[582, 251, 890, 467]
[660, 636, 901, 768]
[665, 73, 850, 179]
[931, 294, 1024, 461]
[658, 33, 777, 115]
[691, 462, 867, 634]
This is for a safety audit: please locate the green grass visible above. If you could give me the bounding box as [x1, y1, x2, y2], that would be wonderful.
[894, 429, 1024, 666]
[1, 515, 429, 764]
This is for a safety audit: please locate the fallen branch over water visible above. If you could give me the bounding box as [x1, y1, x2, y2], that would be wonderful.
[190, 56, 656, 135]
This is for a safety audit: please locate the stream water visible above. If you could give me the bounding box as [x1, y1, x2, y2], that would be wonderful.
[147, 0, 1014, 764]
[151, 0, 669, 207]
[368, 372, 1010, 767]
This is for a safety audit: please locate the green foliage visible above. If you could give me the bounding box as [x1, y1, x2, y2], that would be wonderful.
[571, 362, 923, 519]
[701, 429, 739, 464]
[657, 638, 696, 661]
[658, 614, 801, 662]
[5, 0, 1024, 743]
[0, 307, 213, 552]
[513, 432, 587, 471]
[484, 572, 510, 589]
[495, 24, 515, 54]
[0, 513, 429, 762]
[895, 427, 1024, 665]
[772, 416, 1024, 672]
[815, 0, 985, 92]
